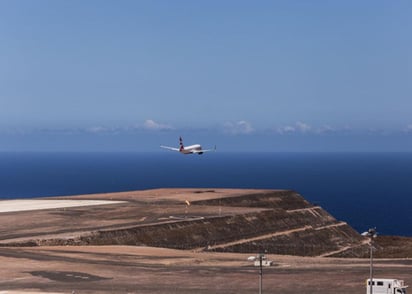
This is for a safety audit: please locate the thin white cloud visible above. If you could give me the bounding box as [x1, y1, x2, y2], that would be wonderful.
[274, 122, 355, 135]
[143, 119, 174, 131]
[295, 121, 311, 133]
[276, 121, 312, 134]
[315, 125, 336, 134]
[86, 126, 113, 133]
[0, 127, 28, 135]
[277, 125, 296, 134]
[223, 120, 254, 134]
[405, 124, 412, 133]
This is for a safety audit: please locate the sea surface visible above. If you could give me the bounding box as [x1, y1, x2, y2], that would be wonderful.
[0, 152, 411, 236]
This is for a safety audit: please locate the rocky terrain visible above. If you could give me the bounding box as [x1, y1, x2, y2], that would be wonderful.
[0, 189, 368, 257]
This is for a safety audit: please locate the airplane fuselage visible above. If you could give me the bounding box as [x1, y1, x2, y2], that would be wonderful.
[160, 137, 214, 155]
[181, 144, 203, 154]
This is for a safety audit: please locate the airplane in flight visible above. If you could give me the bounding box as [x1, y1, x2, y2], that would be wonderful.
[160, 137, 216, 155]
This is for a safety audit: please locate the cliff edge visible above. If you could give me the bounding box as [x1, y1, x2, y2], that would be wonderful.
[0, 188, 368, 257]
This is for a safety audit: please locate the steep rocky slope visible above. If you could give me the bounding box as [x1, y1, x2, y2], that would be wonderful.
[22, 189, 367, 257]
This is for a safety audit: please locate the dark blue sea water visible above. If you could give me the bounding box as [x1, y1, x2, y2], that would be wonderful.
[0, 152, 411, 236]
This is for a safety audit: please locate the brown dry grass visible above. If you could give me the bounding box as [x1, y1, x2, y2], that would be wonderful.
[375, 236, 412, 258]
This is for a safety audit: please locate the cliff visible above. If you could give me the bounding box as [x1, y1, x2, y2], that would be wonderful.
[0, 189, 368, 257]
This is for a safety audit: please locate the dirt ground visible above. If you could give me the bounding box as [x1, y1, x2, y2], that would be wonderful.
[0, 188, 410, 293]
[0, 245, 410, 294]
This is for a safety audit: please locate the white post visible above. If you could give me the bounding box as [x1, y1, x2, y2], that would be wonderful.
[259, 254, 263, 294]
[369, 237, 373, 294]
[363, 228, 376, 294]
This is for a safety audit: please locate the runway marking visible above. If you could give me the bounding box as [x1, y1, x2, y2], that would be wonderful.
[0, 277, 29, 284]
[0, 290, 64, 294]
[0, 200, 126, 213]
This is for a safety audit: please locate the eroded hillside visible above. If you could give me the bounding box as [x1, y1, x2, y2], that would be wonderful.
[0, 189, 368, 257]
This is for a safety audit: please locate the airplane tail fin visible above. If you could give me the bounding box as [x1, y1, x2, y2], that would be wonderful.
[179, 136, 184, 151]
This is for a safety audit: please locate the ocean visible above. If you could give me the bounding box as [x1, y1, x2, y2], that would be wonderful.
[0, 152, 411, 236]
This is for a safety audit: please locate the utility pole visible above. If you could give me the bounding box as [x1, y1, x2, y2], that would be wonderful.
[258, 253, 263, 294]
[362, 227, 377, 294]
[248, 253, 265, 294]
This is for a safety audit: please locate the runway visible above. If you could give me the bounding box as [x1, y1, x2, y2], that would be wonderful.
[0, 199, 126, 213]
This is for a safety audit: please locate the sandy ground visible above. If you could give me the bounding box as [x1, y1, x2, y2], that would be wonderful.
[0, 246, 410, 294]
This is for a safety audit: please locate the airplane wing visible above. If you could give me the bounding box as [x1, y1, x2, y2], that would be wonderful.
[160, 145, 180, 152]
[191, 146, 217, 153]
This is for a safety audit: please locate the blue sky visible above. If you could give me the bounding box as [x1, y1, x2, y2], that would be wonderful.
[0, 1, 411, 151]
